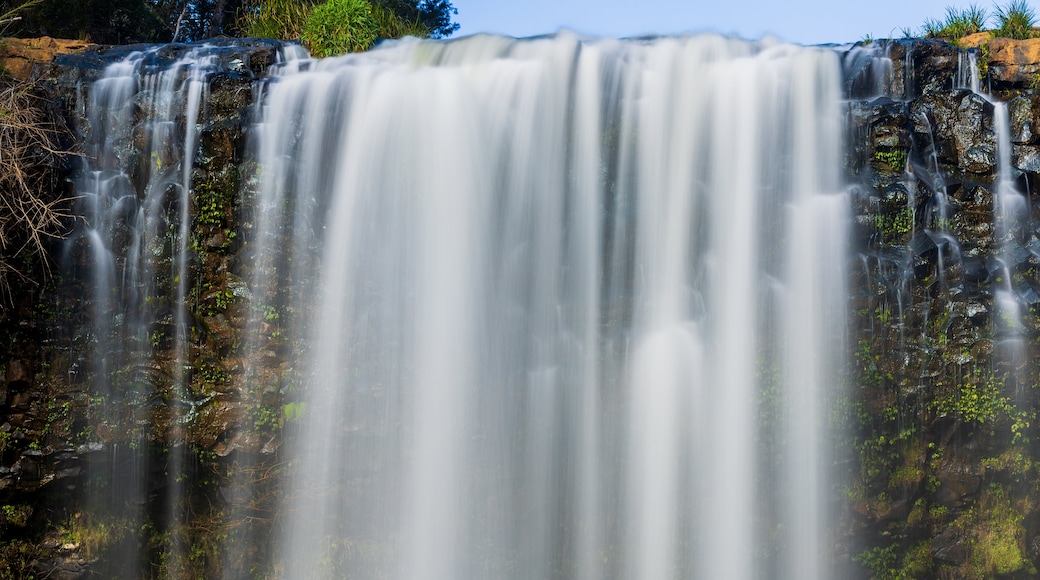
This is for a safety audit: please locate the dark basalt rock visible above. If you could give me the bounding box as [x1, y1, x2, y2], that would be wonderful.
[879, 39, 967, 100]
[44, 36, 290, 86]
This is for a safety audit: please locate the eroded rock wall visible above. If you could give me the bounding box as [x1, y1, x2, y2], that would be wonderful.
[844, 38, 1040, 579]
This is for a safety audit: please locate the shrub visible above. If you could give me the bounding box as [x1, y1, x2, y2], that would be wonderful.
[302, 0, 378, 57]
[994, 0, 1037, 39]
[239, 0, 427, 54]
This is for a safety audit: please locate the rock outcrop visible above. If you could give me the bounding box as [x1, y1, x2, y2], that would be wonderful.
[0, 36, 94, 80]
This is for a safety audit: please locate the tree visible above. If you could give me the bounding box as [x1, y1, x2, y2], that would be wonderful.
[2, 0, 164, 43]
[1, 0, 251, 43]
[375, 0, 457, 38]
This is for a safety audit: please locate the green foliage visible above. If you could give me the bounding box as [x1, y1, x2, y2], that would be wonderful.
[282, 400, 306, 422]
[922, 4, 988, 42]
[370, 0, 428, 38]
[239, 0, 446, 52]
[194, 179, 234, 227]
[375, 0, 457, 38]
[0, 538, 45, 579]
[994, 0, 1037, 39]
[873, 207, 914, 236]
[854, 540, 935, 579]
[0, 504, 31, 527]
[303, 0, 378, 56]
[0, 0, 43, 32]
[6, 0, 165, 43]
[854, 544, 898, 578]
[238, 0, 315, 40]
[931, 373, 1026, 434]
[874, 148, 907, 171]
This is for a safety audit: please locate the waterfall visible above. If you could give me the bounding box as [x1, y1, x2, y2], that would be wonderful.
[66, 32, 849, 579]
[249, 33, 848, 579]
[70, 45, 216, 573]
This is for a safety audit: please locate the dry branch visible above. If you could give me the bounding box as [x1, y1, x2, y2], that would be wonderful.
[0, 77, 74, 302]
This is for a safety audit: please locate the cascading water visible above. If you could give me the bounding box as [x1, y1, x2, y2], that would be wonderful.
[243, 33, 849, 579]
[992, 101, 1029, 395]
[70, 45, 216, 572]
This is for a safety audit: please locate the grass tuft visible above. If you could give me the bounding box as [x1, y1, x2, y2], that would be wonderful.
[922, 4, 988, 41]
[994, 0, 1037, 39]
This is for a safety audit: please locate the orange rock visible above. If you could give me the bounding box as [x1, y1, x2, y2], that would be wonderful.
[0, 36, 96, 80]
[957, 32, 993, 49]
[987, 37, 1040, 86]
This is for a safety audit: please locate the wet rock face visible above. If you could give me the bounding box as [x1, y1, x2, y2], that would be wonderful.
[844, 38, 1040, 580]
[881, 39, 966, 99]
[45, 36, 285, 86]
[911, 90, 996, 174]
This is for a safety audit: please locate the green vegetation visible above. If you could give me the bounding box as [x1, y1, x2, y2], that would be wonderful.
[854, 541, 934, 580]
[922, 4, 988, 42]
[931, 372, 1030, 442]
[302, 0, 378, 56]
[994, 0, 1037, 39]
[238, 0, 457, 55]
[953, 485, 1030, 577]
[874, 148, 907, 172]
[873, 207, 914, 236]
[911, 2, 1040, 43]
[3, 0, 456, 44]
[237, 0, 313, 41]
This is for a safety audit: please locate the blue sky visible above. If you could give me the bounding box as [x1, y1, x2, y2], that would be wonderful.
[450, 1, 991, 45]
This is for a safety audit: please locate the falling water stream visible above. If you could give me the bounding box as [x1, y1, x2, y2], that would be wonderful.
[71, 34, 852, 579]
[71, 45, 217, 572]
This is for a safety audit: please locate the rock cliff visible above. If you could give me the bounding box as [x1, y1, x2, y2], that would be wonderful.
[3, 34, 1040, 578]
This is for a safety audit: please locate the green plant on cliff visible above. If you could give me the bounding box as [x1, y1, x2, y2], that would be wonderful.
[922, 4, 988, 42]
[950, 485, 1030, 577]
[854, 540, 934, 580]
[932, 373, 1020, 426]
[994, 0, 1037, 39]
[874, 148, 907, 172]
[873, 207, 914, 237]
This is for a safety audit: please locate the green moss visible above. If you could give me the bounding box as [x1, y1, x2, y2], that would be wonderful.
[874, 148, 908, 171]
[854, 540, 935, 579]
[873, 207, 914, 236]
[954, 486, 1027, 577]
[194, 179, 235, 228]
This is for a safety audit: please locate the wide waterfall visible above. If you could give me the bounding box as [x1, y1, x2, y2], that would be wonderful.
[256, 33, 848, 579]
[66, 33, 849, 579]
